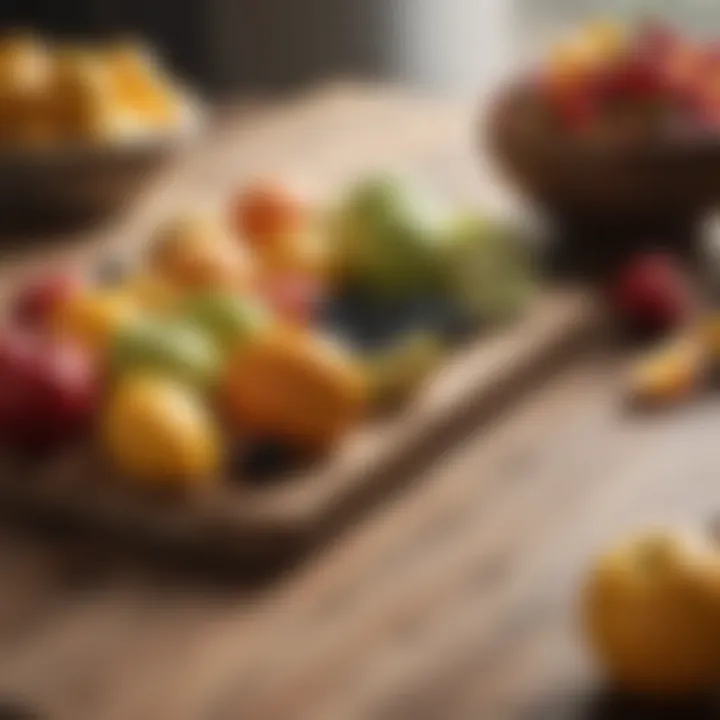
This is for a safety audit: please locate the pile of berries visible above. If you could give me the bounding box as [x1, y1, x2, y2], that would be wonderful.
[532, 20, 720, 138]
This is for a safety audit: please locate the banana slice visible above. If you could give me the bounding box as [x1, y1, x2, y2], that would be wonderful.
[627, 334, 706, 407]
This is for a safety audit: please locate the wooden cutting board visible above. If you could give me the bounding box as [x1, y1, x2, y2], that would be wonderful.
[0, 85, 603, 572]
[0, 289, 600, 572]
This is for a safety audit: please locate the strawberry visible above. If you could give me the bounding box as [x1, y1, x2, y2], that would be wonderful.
[611, 252, 694, 337]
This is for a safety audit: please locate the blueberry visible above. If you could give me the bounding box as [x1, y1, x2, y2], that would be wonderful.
[322, 287, 478, 352]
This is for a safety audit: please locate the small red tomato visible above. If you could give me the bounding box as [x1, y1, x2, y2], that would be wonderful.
[259, 273, 324, 325]
[611, 252, 694, 336]
[11, 271, 83, 330]
[232, 181, 308, 247]
[0, 329, 100, 452]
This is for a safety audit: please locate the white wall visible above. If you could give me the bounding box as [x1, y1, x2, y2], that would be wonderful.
[519, 0, 720, 39]
[209, 0, 519, 95]
[385, 0, 517, 94]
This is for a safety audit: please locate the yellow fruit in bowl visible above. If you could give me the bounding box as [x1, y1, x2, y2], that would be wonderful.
[582, 19, 626, 59]
[149, 212, 255, 291]
[103, 41, 183, 129]
[0, 33, 50, 87]
[547, 21, 625, 87]
[0, 33, 54, 144]
[54, 289, 139, 353]
[102, 374, 221, 488]
[583, 528, 720, 696]
[48, 49, 121, 143]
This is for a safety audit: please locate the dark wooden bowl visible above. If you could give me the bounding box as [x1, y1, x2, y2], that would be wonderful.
[487, 82, 720, 275]
[0, 108, 203, 227]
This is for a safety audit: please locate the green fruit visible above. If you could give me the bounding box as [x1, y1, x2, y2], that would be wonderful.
[181, 292, 270, 352]
[442, 214, 536, 323]
[334, 176, 449, 296]
[111, 318, 221, 389]
[367, 331, 445, 408]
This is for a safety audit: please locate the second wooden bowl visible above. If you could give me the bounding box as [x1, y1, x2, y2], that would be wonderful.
[487, 82, 720, 273]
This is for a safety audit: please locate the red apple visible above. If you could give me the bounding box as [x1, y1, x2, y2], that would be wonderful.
[611, 252, 694, 336]
[11, 271, 83, 330]
[0, 329, 100, 451]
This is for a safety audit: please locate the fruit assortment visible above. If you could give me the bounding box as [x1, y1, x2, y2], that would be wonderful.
[0, 32, 191, 147]
[0, 177, 534, 490]
[606, 250, 720, 407]
[527, 19, 720, 139]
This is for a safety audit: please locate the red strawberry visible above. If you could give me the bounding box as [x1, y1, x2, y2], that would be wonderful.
[611, 252, 694, 336]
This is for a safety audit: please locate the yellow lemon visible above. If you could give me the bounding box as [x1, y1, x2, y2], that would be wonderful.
[103, 374, 221, 488]
[628, 335, 704, 406]
[584, 528, 720, 695]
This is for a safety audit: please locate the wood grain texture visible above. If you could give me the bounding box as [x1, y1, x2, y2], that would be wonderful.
[0, 289, 601, 572]
[0, 353, 715, 719]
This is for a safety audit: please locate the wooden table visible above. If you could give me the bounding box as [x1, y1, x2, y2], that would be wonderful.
[0, 87, 715, 720]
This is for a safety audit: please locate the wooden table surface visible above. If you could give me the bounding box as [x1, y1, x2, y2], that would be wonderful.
[0, 87, 716, 720]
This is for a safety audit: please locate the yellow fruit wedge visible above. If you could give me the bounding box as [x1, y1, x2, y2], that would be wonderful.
[627, 335, 706, 407]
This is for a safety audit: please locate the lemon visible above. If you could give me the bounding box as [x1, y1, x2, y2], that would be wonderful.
[103, 374, 221, 488]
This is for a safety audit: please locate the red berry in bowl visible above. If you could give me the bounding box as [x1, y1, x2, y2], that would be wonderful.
[610, 252, 695, 337]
